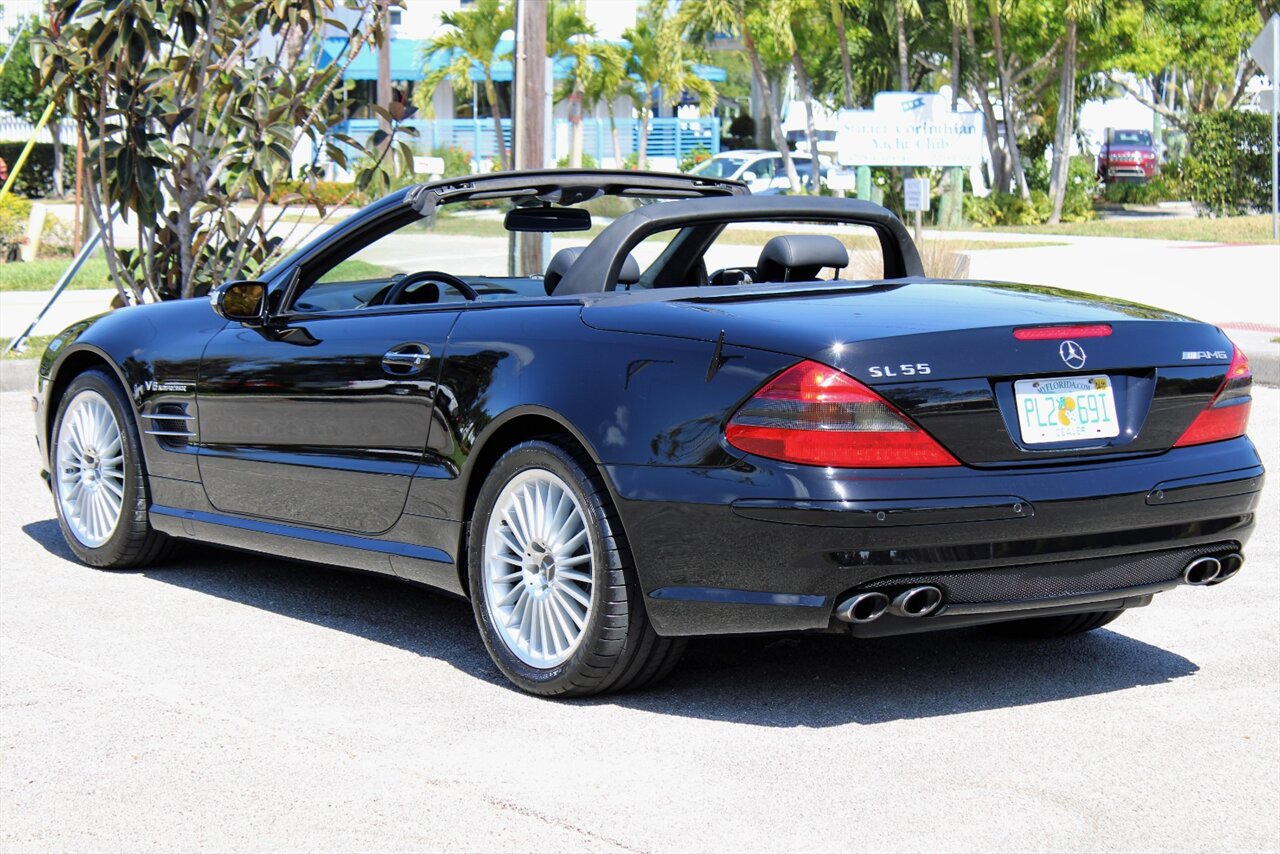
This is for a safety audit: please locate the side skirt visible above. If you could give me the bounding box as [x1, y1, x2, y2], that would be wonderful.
[149, 505, 464, 595]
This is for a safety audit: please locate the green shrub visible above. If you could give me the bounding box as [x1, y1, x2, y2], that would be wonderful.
[963, 193, 998, 227]
[1104, 174, 1183, 205]
[0, 142, 73, 198]
[432, 145, 475, 177]
[269, 180, 361, 206]
[0, 195, 32, 259]
[678, 146, 711, 173]
[1183, 111, 1271, 215]
[555, 152, 599, 169]
[995, 192, 1042, 225]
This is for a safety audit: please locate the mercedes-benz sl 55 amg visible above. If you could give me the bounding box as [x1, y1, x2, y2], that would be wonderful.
[33, 171, 1263, 696]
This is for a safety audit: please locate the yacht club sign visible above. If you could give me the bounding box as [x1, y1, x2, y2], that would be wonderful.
[835, 92, 984, 167]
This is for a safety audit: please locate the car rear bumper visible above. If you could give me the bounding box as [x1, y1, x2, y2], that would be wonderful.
[605, 437, 1263, 637]
[1104, 164, 1157, 180]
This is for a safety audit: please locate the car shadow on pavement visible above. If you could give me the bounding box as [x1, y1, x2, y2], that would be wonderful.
[22, 519, 1201, 726]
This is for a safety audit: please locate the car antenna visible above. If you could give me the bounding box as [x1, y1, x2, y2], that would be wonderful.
[706, 330, 729, 382]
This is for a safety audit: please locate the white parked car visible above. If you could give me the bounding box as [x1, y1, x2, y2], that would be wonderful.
[689, 150, 827, 193]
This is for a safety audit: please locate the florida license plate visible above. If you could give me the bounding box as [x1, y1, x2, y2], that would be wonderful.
[1014, 375, 1120, 444]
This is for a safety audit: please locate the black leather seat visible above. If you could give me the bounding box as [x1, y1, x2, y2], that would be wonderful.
[755, 235, 850, 282]
[544, 246, 642, 295]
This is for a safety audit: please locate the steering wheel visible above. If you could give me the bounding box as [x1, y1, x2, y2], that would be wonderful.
[374, 270, 478, 306]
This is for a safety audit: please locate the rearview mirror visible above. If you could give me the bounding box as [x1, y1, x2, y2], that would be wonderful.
[212, 280, 267, 324]
[504, 205, 592, 233]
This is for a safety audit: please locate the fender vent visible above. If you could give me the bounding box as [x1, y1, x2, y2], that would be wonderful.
[142, 402, 195, 447]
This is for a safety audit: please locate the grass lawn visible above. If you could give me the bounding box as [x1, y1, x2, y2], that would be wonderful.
[0, 257, 115, 292]
[0, 333, 56, 359]
[981, 214, 1278, 243]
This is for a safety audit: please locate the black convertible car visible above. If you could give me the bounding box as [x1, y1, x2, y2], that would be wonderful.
[34, 170, 1262, 696]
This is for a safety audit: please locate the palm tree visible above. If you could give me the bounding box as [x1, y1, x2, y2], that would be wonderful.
[989, 0, 1029, 198]
[548, 1, 615, 167]
[416, 0, 514, 170]
[580, 42, 630, 167]
[831, 0, 857, 109]
[788, 0, 824, 190]
[888, 0, 921, 91]
[624, 3, 718, 170]
[679, 0, 800, 191]
[1048, 0, 1100, 223]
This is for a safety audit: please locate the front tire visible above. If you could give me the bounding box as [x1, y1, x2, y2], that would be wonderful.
[468, 440, 683, 697]
[50, 369, 172, 569]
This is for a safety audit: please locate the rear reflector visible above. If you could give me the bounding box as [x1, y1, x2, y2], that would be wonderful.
[1175, 344, 1253, 447]
[1013, 324, 1112, 340]
[724, 361, 960, 467]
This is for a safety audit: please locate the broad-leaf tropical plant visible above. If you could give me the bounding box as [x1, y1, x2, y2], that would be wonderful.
[35, 0, 413, 302]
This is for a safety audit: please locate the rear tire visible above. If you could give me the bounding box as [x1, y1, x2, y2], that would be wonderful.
[468, 439, 684, 697]
[992, 609, 1123, 639]
[50, 369, 173, 569]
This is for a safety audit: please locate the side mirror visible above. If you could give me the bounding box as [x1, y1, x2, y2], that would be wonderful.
[211, 280, 267, 324]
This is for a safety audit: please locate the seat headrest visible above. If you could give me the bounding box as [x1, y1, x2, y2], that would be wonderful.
[544, 246, 641, 295]
[756, 235, 850, 283]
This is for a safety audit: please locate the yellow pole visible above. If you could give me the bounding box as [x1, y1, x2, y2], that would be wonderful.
[0, 98, 58, 204]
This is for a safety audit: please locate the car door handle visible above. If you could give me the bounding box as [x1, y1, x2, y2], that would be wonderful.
[382, 343, 431, 375]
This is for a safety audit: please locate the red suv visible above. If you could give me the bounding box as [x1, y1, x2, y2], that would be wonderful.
[1098, 129, 1158, 183]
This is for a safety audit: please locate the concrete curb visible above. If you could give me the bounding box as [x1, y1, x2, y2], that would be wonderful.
[0, 360, 37, 394]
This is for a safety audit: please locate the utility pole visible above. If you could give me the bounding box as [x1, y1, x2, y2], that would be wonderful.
[515, 0, 547, 274]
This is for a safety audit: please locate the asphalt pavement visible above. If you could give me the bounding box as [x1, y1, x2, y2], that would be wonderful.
[1, 384, 1277, 851]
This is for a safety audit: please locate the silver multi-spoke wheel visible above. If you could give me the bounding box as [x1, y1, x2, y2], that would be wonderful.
[55, 389, 126, 548]
[483, 468, 595, 668]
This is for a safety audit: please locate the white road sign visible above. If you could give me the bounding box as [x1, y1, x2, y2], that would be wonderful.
[904, 178, 931, 212]
[836, 92, 984, 168]
[1250, 14, 1279, 81]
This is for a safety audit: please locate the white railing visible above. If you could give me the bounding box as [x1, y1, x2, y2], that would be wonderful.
[0, 114, 76, 144]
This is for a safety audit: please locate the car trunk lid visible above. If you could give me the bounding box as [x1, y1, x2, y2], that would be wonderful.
[581, 280, 1237, 465]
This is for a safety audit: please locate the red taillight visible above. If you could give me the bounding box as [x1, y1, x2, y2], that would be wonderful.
[724, 361, 960, 467]
[1175, 345, 1252, 447]
[1013, 324, 1112, 340]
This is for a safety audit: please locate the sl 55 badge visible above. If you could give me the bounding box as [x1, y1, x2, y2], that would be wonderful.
[868, 363, 931, 378]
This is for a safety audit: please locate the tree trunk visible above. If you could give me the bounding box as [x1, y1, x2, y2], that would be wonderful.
[742, 25, 800, 192]
[568, 84, 584, 167]
[964, 0, 1006, 193]
[484, 72, 509, 170]
[50, 121, 65, 197]
[1047, 17, 1077, 224]
[607, 102, 623, 167]
[832, 0, 855, 108]
[791, 48, 819, 193]
[950, 23, 961, 111]
[990, 9, 1029, 198]
[895, 0, 910, 91]
[638, 93, 651, 169]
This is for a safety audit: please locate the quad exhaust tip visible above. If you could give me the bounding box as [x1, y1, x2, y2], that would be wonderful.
[1208, 552, 1244, 585]
[889, 585, 944, 618]
[834, 585, 945, 623]
[1183, 556, 1222, 586]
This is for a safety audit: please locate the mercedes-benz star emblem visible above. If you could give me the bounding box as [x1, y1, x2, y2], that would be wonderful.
[1059, 340, 1087, 370]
